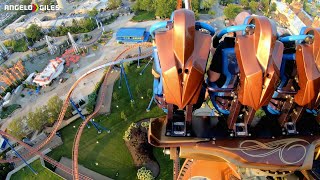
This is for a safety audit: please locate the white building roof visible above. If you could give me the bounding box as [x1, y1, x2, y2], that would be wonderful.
[33, 58, 64, 83]
[3, 12, 84, 34]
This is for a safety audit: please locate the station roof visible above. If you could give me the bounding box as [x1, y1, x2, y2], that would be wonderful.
[116, 27, 146, 37]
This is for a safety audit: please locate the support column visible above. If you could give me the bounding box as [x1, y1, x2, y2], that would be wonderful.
[291, 106, 305, 124]
[244, 107, 256, 126]
[69, 98, 90, 128]
[170, 148, 180, 180]
[278, 97, 294, 127]
[227, 99, 241, 130]
[139, 58, 152, 75]
[118, 67, 123, 89]
[120, 62, 134, 102]
[4, 137, 38, 175]
[146, 95, 154, 112]
[137, 46, 141, 68]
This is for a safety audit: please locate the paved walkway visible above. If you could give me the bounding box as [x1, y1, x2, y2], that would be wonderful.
[55, 157, 112, 180]
[95, 70, 120, 115]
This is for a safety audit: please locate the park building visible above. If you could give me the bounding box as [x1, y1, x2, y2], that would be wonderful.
[116, 27, 150, 43]
[116, 27, 150, 44]
[3, 12, 83, 34]
[71, 0, 108, 14]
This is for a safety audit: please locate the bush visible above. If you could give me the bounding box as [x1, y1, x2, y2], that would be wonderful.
[4, 87, 12, 93]
[5, 39, 29, 52]
[20, 94, 25, 98]
[137, 167, 154, 180]
[223, 4, 242, 19]
[67, 68, 73, 74]
[255, 109, 266, 118]
[121, 111, 128, 121]
[86, 92, 98, 114]
[83, 34, 92, 42]
[141, 121, 150, 129]
[24, 84, 37, 90]
[92, 45, 98, 51]
[208, 10, 216, 16]
[93, 77, 104, 93]
[113, 92, 119, 101]
[1, 104, 21, 116]
[123, 123, 138, 141]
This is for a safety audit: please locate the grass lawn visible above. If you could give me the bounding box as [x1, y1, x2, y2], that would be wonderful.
[47, 62, 170, 180]
[153, 148, 173, 180]
[132, 11, 155, 22]
[11, 160, 62, 180]
[0, 104, 21, 119]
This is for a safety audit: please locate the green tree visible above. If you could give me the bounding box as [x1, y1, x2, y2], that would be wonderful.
[140, 0, 155, 12]
[261, 0, 270, 13]
[221, 0, 233, 6]
[285, 0, 292, 4]
[88, 8, 99, 17]
[25, 24, 43, 42]
[21, 0, 32, 15]
[154, 0, 176, 18]
[255, 109, 266, 118]
[191, 0, 201, 11]
[249, 1, 259, 13]
[79, 19, 96, 32]
[47, 96, 63, 124]
[42, 0, 51, 5]
[137, 167, 154, 180]
[42, 0, 52, 12]
[271, 2, 277, 12]
[304, 3, 316, 17]
[72, 19, 78, 27]
[0, 161, 13, 180]
[8, 117, 25, 139]
[108, 0, 122, 9]
[202, 0, 215, 11]
[223, 4, 242, 19]
[22, 0, 32, 5]
[133, 0, 141, 12]
[27, 107, 48, 131]
[240, 0, 249, 7]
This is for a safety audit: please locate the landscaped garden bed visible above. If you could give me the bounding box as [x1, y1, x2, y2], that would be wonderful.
[124, 119, 159, 178]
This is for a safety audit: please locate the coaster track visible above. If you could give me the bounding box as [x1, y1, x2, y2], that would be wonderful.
[0, 42, 152, 180]
[0, 130, 93, 180]
[72, 42, 153, 179]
